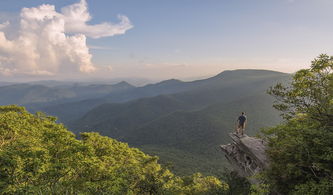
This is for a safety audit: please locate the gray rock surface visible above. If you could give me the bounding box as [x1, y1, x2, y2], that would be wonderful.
[220, 133, 269, 182]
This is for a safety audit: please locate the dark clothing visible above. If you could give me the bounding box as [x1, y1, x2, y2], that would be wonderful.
[238, 115, 246, 125]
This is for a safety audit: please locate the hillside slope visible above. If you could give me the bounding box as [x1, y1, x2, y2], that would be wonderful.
[71, 70, 288, 175]
[40, 69, 288, 123]
[39, 79, 195, 122]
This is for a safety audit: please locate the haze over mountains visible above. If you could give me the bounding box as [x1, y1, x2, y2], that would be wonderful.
[0, 69, 289, 175]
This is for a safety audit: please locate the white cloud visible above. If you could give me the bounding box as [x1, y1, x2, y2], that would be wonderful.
[0, 0, 132, 76]
[62, 0, 132, 39]
[0, 21, 9, 29]
[88, 45, 115, 50]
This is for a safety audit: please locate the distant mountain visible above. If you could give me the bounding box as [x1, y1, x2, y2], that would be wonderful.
[42, 69, 288, 123]
[66, 81, 134, 100]
[0, 84, 76, 105]
[70, 69, 289, 175]
[71, 70, 287, 133]
[71, 94, 191, 136]
[27, 80, 79, 87]
[0, 81, 16, 87]
[0, 81, 134, 108]
[40, 78, 196, 122]
[26, 77, 154, 87]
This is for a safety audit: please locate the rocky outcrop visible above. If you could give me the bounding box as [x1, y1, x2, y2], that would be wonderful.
[220, 133, 269, 183]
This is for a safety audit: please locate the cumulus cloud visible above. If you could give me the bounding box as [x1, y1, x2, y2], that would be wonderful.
[0, 0, 132, 76]
[62, 0, 132, 39]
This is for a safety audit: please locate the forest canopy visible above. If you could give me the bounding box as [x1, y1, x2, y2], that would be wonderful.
[0, 105, 228, 194]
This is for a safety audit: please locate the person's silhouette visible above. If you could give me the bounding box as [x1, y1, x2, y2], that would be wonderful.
[236, 112, 247, 136]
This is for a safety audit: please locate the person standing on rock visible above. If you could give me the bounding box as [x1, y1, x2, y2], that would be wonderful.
[236, 112, 247, 136]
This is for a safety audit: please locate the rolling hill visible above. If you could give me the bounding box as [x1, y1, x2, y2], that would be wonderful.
[70, 69, 289, 175]
[0, 81, 134, 111]
[39, 78, 200, 122]
[0, 84, 76, 105]
[36, 69, 288, 124]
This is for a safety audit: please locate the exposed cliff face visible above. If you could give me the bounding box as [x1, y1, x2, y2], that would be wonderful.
[220, 133, 268, 183]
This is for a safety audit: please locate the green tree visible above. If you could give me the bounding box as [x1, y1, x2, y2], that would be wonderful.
[263, 54, 333, 194]
[219, 169, 251, 195]
[268, 54, 333, 125]
[0, 105, 228, 194]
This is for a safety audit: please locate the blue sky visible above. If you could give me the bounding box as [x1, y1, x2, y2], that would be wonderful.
[0, 0, 332, 81]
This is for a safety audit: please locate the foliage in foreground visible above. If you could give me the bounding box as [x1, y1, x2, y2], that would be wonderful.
[263, 54, 333, 194]
[0, 105, 228, 194]
[219, 169, 251, 195]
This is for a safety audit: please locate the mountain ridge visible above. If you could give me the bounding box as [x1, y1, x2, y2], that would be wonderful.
[69, 69, 288, 175]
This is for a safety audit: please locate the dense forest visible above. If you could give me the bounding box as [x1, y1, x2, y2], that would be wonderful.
[259, 54, 333, 194]
[0, 105, 229, 194]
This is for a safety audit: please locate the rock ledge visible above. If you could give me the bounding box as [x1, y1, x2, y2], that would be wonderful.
[220, 133, 269, 182]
